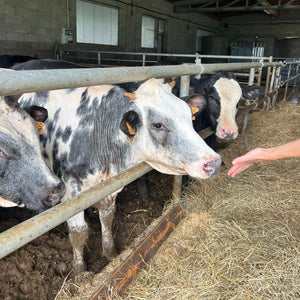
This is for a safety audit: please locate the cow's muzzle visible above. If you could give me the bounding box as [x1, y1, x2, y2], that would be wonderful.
[203, 157, 222, 177]
[42, 181, 66, 208]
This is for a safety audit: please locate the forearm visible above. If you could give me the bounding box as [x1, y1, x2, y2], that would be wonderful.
[264, 139, 300, 161]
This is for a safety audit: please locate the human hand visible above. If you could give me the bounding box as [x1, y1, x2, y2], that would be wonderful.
[227, 148, 266, 177]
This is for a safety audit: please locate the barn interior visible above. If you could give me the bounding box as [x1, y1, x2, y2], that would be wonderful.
[0, 1, 300, 299]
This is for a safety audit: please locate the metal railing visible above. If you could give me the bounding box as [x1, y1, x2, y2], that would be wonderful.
[0, 58, 299, 260]
[55, 48, 271, 66]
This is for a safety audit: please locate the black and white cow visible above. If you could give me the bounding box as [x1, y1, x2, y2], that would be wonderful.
[18, 79, 222, 272]
[0, 95, 65, 210]
[173, 72, 264, 141]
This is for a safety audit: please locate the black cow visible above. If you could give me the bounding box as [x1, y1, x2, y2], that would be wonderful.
[0, 54, 37, 68]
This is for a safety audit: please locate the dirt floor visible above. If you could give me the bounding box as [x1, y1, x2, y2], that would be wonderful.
[0, 172, 173, 300]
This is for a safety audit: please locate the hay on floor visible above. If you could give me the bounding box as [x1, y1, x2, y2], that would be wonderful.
[117, 101, 300, 299]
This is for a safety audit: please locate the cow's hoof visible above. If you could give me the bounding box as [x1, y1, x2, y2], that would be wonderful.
[73, 261, 87, 274]
[103, 248, 118, 261]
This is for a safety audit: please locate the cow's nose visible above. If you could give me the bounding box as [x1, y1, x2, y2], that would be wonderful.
[203, 157, 222, 177]
[219, 128, 238, 140]
[42, 181, 66, 208]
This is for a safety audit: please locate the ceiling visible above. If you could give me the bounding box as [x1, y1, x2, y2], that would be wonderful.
[166, 0, 300, 18]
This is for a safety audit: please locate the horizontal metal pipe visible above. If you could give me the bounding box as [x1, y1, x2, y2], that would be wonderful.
[0, 163, 152, 260]
[61, 49, 270, 60]
[0, 62, 283, 96]
[280, 73, 300, 86]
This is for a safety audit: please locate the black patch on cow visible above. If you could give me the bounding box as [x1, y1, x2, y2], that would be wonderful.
[42, 150, 49, 160]
[120, 110, 141, 138]
[62, 126, 72, 143]
[34, 92, 49, 106]
[76, 88, 90, 117]
[44, 86, 138, 191]
[40, 134, 47, 148]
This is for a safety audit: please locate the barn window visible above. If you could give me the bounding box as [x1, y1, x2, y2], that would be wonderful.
[76, 0, 118, 45]
[141, 16, 156, 48]
[141, 16, 165, 50]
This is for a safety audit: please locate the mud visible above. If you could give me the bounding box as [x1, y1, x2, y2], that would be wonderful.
[0, 171, 173, 300]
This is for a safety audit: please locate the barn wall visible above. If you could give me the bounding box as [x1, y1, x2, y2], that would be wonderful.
[218, 10, 300, 58]
[0, 0, 220, 60]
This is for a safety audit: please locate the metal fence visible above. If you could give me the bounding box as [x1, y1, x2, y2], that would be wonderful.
[0, 58, 299, 260]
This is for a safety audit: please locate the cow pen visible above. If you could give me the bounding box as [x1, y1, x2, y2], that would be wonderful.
[0, 58, 299, 299]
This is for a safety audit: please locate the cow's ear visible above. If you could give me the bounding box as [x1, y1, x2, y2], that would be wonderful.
[27, 105, 48, 122]
[120, 110, 141, 142]
[242, 85, 264, 99]
[182, 94, 207, 114]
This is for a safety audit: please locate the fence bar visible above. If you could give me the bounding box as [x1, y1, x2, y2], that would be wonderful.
[172, 75, 190, 201]
[242, 68, 256, 132]
[283, 64, 292, 101]
[0, 62, 283, 96]
[58, 48, 271, 60]
[0, 163, 152, 260]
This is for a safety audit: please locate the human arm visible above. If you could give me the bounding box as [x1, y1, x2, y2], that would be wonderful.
[227, 139, 300, 177]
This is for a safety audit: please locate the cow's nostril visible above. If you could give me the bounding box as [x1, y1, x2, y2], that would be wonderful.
[42, 181, 66, 208]
[203, 158, 222, 177]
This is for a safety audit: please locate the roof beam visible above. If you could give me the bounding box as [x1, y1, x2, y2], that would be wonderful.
[174, 3, 300, 12]
[257, 0, 280, 16]
[174, 0, 219, 7]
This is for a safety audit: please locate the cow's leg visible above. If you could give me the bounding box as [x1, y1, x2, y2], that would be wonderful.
[68, 212, 89, 273]
[94, 194, 118, 260]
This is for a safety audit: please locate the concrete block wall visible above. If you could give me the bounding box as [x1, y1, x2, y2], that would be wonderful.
[0, 0, 220, 60]
[0, 0, 73, 58]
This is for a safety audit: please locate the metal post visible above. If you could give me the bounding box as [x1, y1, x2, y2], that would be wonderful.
[97, 52, 101, 65]
[172, 75, 190, 201]
[242, 68, 255, 132]
[142, 54, 146, 66]
[271, 66, 281, 110]
[283, 64, 292, 101]
[267, 65, 276, 110]
[264, 56, 273, 110]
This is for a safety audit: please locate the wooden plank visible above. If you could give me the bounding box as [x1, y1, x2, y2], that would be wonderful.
[90, 205, 184, 300]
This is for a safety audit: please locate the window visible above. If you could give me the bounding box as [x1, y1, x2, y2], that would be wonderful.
[141, 16, 155, 48]
[76, 0, 118, 45]
[141, 16, 165, 50]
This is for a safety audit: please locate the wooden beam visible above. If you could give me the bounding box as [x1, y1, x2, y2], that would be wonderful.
[90, 206, 184, 300]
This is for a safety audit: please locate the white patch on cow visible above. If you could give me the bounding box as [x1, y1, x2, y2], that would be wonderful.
[214, 78, 242, 139]
[131, 79, 221, 179]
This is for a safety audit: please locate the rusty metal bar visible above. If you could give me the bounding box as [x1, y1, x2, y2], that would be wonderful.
[90, 205, 184, 300]
[0, 62, 284, 96]
[0, 163, 152, 260]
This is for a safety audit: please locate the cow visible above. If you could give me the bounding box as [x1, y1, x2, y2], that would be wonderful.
[172, 72, 265, 141]
[12, 58, 88, 70]
[0, 95, 65, 210]
[0, 54, 37, 69]
[18, 79, 222, 272]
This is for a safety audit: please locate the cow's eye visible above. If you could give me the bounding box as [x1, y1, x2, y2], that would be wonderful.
[151, 122, 167, 131]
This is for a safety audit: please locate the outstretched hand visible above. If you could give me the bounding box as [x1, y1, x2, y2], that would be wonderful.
[227, 148, 266, 177]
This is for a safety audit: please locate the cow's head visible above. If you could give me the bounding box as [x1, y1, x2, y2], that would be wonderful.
[120, 79, 221, 179]
[201, 73, 264, 140]
[0, 97, 65, 210]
